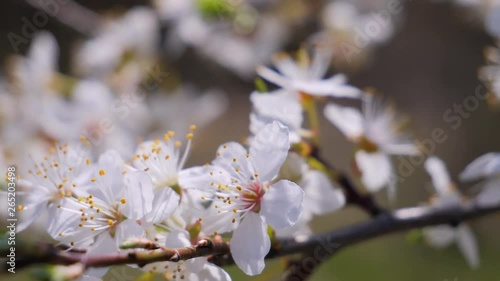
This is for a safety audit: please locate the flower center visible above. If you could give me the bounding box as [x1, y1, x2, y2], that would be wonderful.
[241, 181, 266, 213]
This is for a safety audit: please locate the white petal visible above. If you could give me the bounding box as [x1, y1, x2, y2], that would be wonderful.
[423, 225, 456, 248]
[279, 152, 307, 183]
[230, 212, 270, 276]
[91, 150, 126, 206]
[424, 157, 453, 196]
[116, 219, 145, 246]
[192, 262, 232, 281]
[302, 170, 346, 216]
[456, 224, 480, 269]
[179, 165, 231, 190]
[476, 178, 500, 206]
[250, 90, 303, 137]
[141, 187, 180, 224]
[355, 151, 393, 192]
[459, 152, 500, 181]
[291, 77, 361, 98]
[256, 66, 289, 89]
[29, 31, 58, 75]
[309, 48, 332, 79]
[250, 112, 301, 144]
[164, 230, 191, 248]
[122, 171, 154, 220]
[250, 121, 290, 182]
[214, 142, 255, 179]
[260, 180, 304, 229]
[271, 52, 300, 78]
[324, 103, 364, 139]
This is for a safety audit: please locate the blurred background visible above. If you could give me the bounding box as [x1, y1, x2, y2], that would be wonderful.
[1, 0, 500, 280]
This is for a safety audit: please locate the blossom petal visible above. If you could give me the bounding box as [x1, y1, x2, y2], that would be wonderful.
[456, 224, 480, 269]
[122, 171, 154, 219]
[230, 212, 270, 276]
[459, 152, 500, 181]
[256, 66, 289, 88]
[302, 170, 346, 217]
[260, 180, 304, 229]
[476, 178, 500, 206]
[250, 90, 303, 141]
[424, 157, 453, 196]
[142, 187, 180, 224]
[324, 103, 364, 139]
[250, 121, 290, 182]
[355, 151, 393, 192]
[116, 219, 145, 246]
[213, 142, 255, 179]
[291, 77, 361, 98]
[423, 225, 456, 248]
[192, 262, 232, 281]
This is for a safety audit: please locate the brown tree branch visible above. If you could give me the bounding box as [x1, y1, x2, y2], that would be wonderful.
[8, 199, 500, 275]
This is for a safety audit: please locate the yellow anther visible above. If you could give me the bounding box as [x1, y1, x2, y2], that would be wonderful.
[86, 159, 91, 165]
[70, 242, 75, 246]
[165, 155, 170, 160]
[17, 205, 24, 211]
[189, 125, 197, 131]
[213, 231, 218, 235]
[168, 131, 175, 137]
[108, 220, 114, 226]
[223, 145, 228, 149]
[57, 184, 63, 189]
[186, 133, 194, 140]
[175, 141, 182, 148]
[198, 218, 203, 222]
[99, 169, 106, 176]
[120, 198, 127, 204]
[233, 208, 237, 213]
[91, 227, 95, 231]
[91, 178, 96, 182]
[232, 218, 236, 223]
[233, 158, 237, 163]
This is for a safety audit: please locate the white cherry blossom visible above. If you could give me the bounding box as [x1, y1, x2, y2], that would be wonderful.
[324, 93, 419, 194]
[460, 152, 500, 207]
[256, 48, 361, 98]
[181, 121, 304, 275]
[15, 143, 92, 233]
[422, 157, 480, 269]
